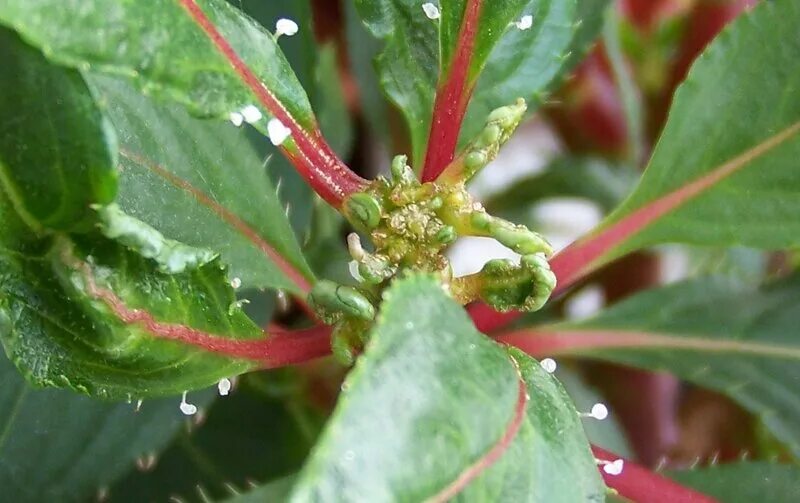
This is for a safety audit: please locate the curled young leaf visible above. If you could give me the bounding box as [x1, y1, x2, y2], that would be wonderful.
[0, 194, 263, 399]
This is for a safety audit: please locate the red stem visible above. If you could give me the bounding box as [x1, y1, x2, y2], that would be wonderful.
[421, 0, 484, 182]
[177, 0, 367, 207]
[120, 149, 313, 295]
[592, 446, 717, 503]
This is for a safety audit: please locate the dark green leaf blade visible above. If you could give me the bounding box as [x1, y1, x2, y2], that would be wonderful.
[354, 0, 589, 164]
[508, 275, 800, 457]
[669, 462, 800, 503]
[0, 349, 209, 503]
[91, 76, 314, 294]
[289, 276, 603, 501]
[0, 193, 262, 399]
[0, 0, 316, 130]
[111, 372, 320, 502]
[0, 28, 116, 231]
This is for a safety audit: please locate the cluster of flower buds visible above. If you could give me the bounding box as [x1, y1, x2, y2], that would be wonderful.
[308, 99, 557, 363]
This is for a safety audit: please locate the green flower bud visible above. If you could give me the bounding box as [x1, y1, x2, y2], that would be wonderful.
[344, 192, 382, 230]
[491, 223, 554, 256]
[477, 254, 556, 312]
[435, 225, 457, 245]
[308, 280, 376, 323]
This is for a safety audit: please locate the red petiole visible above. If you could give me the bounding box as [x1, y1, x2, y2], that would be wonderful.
[178, 0, 367, 207]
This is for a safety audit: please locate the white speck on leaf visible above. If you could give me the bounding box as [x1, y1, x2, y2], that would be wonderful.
[179, 391, 197, 416]
[540, 357, 557, 373]
[241, 105, 262, 124]
[422, 3, 441, 20]
[516, 15, 533, 30]
[590, 403, 609, 420]
[218, 378, 232, 396]
[603, 459, 624, 476]
[229, 111, 244, 127]
[276, 18, 299, 37]
[267, 118, 292, 145]
[230, 277, 242, 289]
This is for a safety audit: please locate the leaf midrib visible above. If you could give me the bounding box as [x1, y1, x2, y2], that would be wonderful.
[515, 328, 800, 360]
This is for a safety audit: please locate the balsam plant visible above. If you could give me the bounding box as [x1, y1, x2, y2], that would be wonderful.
[0, 0, 798, 501]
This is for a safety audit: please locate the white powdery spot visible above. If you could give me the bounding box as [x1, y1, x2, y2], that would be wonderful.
[516, 14, 533, 30]
[229, 111, 244, 127]
[241, 105, 263, 124]
[230, 277, 242, 289]
[276, 18, 299, 37]
[267, 118, 292, 146]
[179, 391, 197, 416]
[540, 357, 557, 374]
[603, 459, 624, 476]
[590, 403, 609, 420]
[218, 378, 232, 396]
[422, 2, 441, 20]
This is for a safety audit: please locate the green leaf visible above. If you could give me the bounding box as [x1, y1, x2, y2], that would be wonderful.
[90, 76, 314, 294]
[353, 0, 585, 164]
[289, 276, 603, 501]
[0, 0, 316, 130]
[0, 192, 262, 399]
[506, 275, 800, 457]
[112, 372, 320, 502]
[0, 28, 117, 232]
[555, 0, 800, 282]
[345, 0, 392, 143]
[0, 349, 210, 502]
[669, 462, 800, 503]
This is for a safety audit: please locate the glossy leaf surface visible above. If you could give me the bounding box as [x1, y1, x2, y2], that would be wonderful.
[92, 76, 314, 294]
[0, 0, 315, 129]
[290, 276, 603, 502]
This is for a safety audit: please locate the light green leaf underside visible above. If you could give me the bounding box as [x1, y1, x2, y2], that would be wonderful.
[91, 75, 314, 293]
[550, 275, 800, 457]
[0, 0, 316, 129]
[669, 462, 800, 503]
[0, 193, 260, 399]
[290, 276, 602, 502]
[0, 349, 213, 503]
[354, 0, 594, 165]
[0, 28, 117, 232]
[599, 0, 800, 260]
